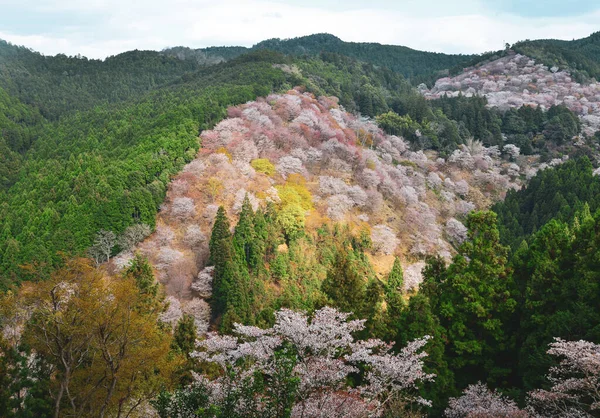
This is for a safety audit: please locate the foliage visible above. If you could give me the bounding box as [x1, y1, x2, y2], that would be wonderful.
[493, 157, 600, 251]
[0, 257, 182, 418]
[158, 307, 433, 417]
[512, 31, 600, 82]
[528, 338, 600, 416]
[0, 51, 292, 287]
[253, 33, 476, 80]
[250, 158, 276, 176]
[415, 212, 517, 402]
[445, 382, 527, 417]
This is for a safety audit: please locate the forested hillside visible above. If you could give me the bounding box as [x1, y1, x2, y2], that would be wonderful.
[164, 33, 477, 81]
[0, 40, 201, 119]
[2, 32, 600, 418]
[0, 49, 294, 288]
[124, 89, 535, 323]
[0, 39, 544, 288]
[512, 31, 600, 82]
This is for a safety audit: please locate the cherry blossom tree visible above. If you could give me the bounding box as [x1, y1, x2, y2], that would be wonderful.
[183, 225, 206, 247]
[528, 338, 600, 417]
[233, 190, 260, 213]
[191, 266, 214, 298]
[326, 194, 354, 221]
[403, 262, 426, 291]
[155, 225, 175, 246]
[118, 223, 151, 251]
[445, 382, 528, 418]
[186, 307, 433, 417]
[446, 218, 468, 246]
[182, 298, 210, 334]
[171, 197, 196, 219]
[503, 144, 521, 160]
[371, 225, 399, 255]
[277, 156, 305, 179]
[358, 169, 381, 189]
[159, 296, 183, 327]
[157, 247, 184, 269]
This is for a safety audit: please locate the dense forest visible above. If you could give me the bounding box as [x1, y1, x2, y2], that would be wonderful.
[512, 31, 600, 82]
[163, 33, 477, 81]
[3, 39, 559, 288]
[2, 30, 600, 418]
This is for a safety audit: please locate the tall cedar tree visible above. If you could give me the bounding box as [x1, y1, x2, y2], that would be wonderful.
[424, 211, 517, 391]
[397, 292, 454, 415]
[122, 252, 162, 314]
[233, 195, 258, 270]
[385, 257, 405, 315]
[208, 206, 253, 331]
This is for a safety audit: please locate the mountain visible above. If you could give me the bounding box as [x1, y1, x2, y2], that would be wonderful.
[3, 30, 600, 418]
[124, 88, 534, 302]
[0, 44, 459, 287]
[512, 31, 600, 81]
[0, 40, 201, 120]
[422, 52, 600, 135]
[164, 33, 477, 81]
[252, 33, 477, 79]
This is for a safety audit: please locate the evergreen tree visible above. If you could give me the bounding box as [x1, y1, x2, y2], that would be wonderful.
[208, 206, 253, 331]
[511, 220, 573, 392]
[233, 195, 257, 269]
[209, 206, 231, 267]
[385, 257, 405, 313]
[425, 212, 517, 390]
[172, 314, 197, 355]
[397, 292, 454, 415]
[382, 257, 405, 341]
[322, 248, 368, 316]
[122, 253, 161, 312]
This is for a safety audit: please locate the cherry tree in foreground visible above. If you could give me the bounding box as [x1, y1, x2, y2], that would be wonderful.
[445, 382, 528, 417]
[445, 338, 600, 417]
[155, 307, 433, 418]
[528, 338, 600, 417]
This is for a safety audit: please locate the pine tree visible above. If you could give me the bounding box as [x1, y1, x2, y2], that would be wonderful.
[322, 247, 379, 319]
[172, 314, 197, 355]
[208, 206, 254, 330]
[398, 292, 454, 415]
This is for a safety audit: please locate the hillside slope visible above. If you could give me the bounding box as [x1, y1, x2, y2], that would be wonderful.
[512, 31, 600, 81]
[423, 53, 600, 135]
[118, 89, 551, 330]
[0, 40, 201, 120]
[0, 47, 449, 288]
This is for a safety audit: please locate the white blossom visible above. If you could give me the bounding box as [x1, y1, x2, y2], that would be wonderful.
[446, 382, 527, 417]
[171, 197, 196, 219]
[371, 225, 399, 255]
[277, 156, 305, 179]
[191, 266, 214, 298]
[446, 218, 468, 246]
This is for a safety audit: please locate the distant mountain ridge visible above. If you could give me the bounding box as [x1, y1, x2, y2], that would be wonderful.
[512, 31, 600, 81]
[163, 33, 477, 80]
[162, 31, 600, 85]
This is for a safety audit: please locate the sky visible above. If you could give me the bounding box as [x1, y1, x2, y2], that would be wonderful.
[0, 0, 599, 59]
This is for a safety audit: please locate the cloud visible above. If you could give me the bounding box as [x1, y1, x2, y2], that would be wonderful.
[0, 0, 598, 58]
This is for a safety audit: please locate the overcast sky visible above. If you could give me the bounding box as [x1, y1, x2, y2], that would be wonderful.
[1, 0, 599, 59]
